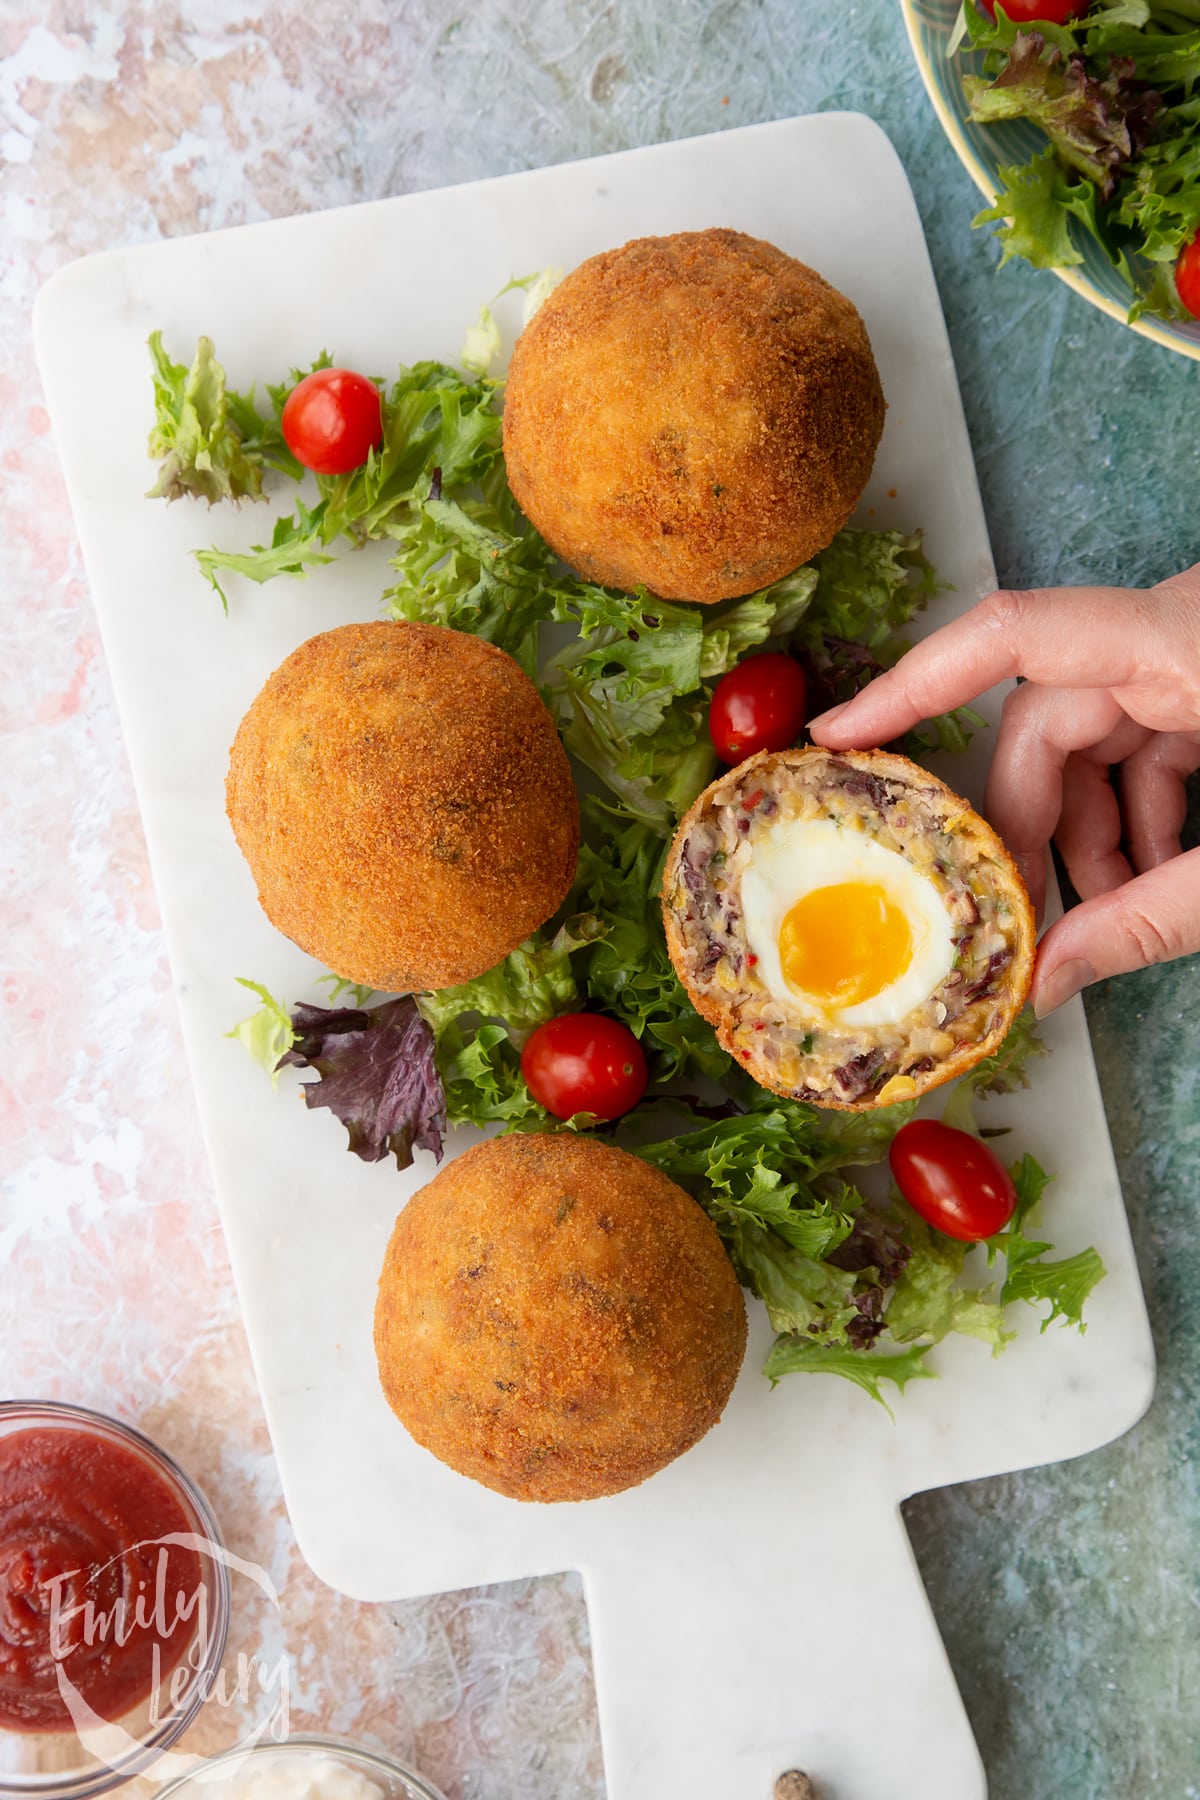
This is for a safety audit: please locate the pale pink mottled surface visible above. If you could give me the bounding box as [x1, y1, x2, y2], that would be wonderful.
[1, 7, 609, 1794]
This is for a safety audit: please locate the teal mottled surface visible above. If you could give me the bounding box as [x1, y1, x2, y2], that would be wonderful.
[903, 958, 1200, 1800]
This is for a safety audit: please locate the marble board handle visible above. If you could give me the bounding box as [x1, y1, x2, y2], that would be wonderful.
[582, 1500, 986, 1799]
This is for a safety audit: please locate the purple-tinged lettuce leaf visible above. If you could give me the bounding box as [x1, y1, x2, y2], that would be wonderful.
[965, 35, 1161, 198]
[827, 1207, 913, 1348]
[280, 996, 445, 1169]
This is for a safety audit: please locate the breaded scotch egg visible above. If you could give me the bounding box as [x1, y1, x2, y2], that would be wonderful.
[226, 621, 578, 992]
[373, 1133, 747, 1502]
[502, 228, 885, 603]
[662, 747, 1035, 1111]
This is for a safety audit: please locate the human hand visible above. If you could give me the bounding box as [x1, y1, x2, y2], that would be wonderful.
[807, 565, 1200, 1015]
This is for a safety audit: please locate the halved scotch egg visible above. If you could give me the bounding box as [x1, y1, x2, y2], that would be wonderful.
[662, 747, 1036, 1111]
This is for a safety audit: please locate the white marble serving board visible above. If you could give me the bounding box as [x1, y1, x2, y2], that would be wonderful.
[34, 115, 1154, 1800]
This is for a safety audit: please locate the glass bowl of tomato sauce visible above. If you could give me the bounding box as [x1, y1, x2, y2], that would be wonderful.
[0, 1400, 230, 1799]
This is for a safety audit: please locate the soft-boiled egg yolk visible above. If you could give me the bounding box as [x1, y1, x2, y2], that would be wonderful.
[740, 819, 956, 1028]
[778, 882, 913, 1010]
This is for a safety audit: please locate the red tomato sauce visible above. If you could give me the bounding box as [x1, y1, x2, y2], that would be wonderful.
[0, 1427, 204, 1732]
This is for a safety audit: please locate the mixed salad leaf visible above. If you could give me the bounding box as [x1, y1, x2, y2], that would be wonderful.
[953, 2, 1200, 322]
[156, 323, 1104, 1403]
[147, 334, 297, 505]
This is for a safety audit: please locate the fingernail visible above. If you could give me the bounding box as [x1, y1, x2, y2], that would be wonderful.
[1033, 957, 1096, 1018]
[807, 701, 849, 734]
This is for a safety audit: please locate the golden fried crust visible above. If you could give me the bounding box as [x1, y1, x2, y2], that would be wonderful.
[373, 1134, 747, 1502]
[503, 228, 885, 604]
[662, 747, 1036, 1112]
[226, 621, 579, 991]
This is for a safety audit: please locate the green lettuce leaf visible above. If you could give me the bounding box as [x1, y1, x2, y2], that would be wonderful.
[226, 978, 296, 1085]
[416, 924, 595, 1046]
[789, 529, 984, 754]
[195, 498, 336, 606]
[963, 4, 1084, 57]
[1114, 94, 1200, 269]
[436, 1020, 549, 1130]
[637, 1107, 852, 1253]
[194, 358, 505, 597]
[147, 334, 287, 506]
[804, 528, 938, 638]
[884, 1213, 1009, 1351]
[801, 1098, 920, 1172]
[1002, 1245, 1109, 1328]
[568, 816, 728, 1082]
[544, 586, 712, 829]
[633, 1105, 908, 1351]
[697, 568, 820, 679]
[763, 1337, 935, 1415]
[986, 1152, 1107, 1329]
[1086, 22, 1200, 89]
[734, 1222, 860, 1338]
[974, 151, 1090, 268]
[384, 480, 557, 679]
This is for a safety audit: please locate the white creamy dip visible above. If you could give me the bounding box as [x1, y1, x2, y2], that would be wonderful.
[191, 1755, 386, 1800]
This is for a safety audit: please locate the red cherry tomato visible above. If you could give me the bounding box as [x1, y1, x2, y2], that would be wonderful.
[1176, 232, 1200, 320]
[521, 1013, 648, 1122]
[888, 1119, 1018, 1242]
[979, 0, 1087, 18]
[281, 368, 384, 475]
[978, 0, 1087, 18]
[708, 653, 809, 765]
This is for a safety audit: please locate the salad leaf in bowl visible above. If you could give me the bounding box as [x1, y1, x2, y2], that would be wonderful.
[900, 0, 1200, 358]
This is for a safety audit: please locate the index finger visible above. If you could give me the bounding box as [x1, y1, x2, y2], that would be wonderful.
[807, 584, 1148, 748]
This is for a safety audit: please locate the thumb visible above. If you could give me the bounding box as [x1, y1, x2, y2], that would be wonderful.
[1032, 846, 1200, 1016]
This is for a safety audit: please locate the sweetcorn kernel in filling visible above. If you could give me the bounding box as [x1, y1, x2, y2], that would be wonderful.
[663, 749, 1033, 1110]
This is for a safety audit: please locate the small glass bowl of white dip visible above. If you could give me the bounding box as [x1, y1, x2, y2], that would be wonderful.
[151, 1736, 447, 1800]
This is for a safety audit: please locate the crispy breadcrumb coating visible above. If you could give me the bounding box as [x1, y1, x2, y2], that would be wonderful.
[226, 621, 578, 991]
[503, 228, 885, 604]
[374, 1133, 747, 1502]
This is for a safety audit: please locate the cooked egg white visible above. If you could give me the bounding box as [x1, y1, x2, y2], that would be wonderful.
[740, 819, 955, 1028]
